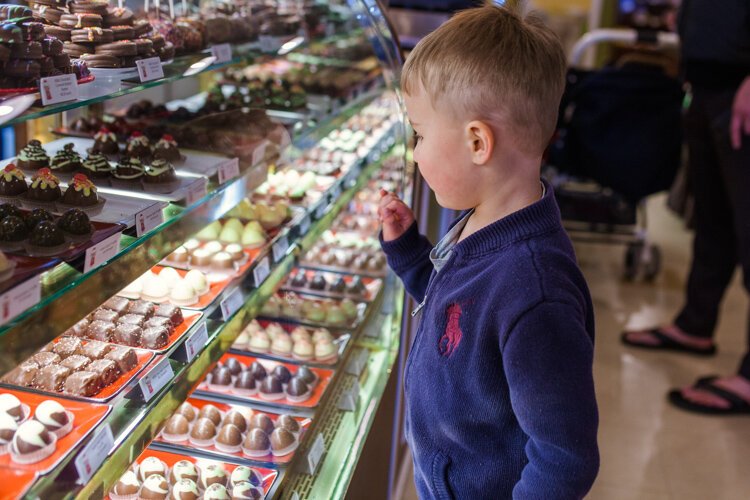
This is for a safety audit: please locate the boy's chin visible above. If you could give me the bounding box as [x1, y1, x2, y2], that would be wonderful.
[434, 193, 472, 211]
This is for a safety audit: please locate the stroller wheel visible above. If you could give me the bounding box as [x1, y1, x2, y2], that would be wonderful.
[624, 243, 641, 281]
[623, 242, 662, 281]
[643, 244, 661, 282]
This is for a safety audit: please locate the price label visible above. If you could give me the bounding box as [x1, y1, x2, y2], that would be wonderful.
[338, 379, 360, 412]
[220, 287, 244, 322]
[217, 158, 240, 185]
[74, 424, 114, 482]
[185, 322, 208, 361]
[139, 358, 174, 402]
[210, 43, 232, 63]
[0, 278, 41, 326]
[251, 141, 267, 166]
[272, 236, 289, 263]
[135, 203, 164, 237]
[299, 215, 311, 234]
[253, 257, 270, 287]
[40, 73, 78, 106]
[83, 231, 122, 274]
[306, 434, 326, 475]
[136, 57, 164, 82]
[185, 177, 208, 206]
[315, 201, 328, 219]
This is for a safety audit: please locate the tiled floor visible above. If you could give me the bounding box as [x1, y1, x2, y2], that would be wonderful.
[396, 194, 750, 500]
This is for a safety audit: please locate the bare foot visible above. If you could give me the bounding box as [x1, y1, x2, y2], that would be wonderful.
[623, 324, 714, 349]
[680, 376, 750, 409]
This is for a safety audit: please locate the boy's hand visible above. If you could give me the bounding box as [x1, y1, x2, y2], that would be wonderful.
[379, 189, 415, 241]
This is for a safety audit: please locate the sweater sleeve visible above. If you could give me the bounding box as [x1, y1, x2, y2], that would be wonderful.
[379, 222, 434, 302]
[502, 301, 599, 500]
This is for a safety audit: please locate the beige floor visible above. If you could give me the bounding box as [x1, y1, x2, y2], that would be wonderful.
[396, 194, 750, 500]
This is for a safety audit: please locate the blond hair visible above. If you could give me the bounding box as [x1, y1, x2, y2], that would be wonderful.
[401, 3, 566, 155]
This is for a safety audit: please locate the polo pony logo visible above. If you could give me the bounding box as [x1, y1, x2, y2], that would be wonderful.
[438, 303, 463, 356]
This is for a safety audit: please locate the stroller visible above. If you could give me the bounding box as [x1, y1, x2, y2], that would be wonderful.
[546, 28, 683, 280]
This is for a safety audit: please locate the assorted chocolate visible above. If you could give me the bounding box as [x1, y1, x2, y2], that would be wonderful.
[259, 292, 361, 328]
[232, 319, 338, 364]
[301, 242, 386, 276]
[163, 237, 253, 274]
[161, 400, 304, 460]
[0, 203, 93, 254]
[119, 268, 210, 308]
[284, 268, 373, 300]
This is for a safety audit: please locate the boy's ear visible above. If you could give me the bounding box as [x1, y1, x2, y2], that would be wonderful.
[466, 120, 494, 165]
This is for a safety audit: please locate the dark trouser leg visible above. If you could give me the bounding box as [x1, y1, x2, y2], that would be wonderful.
[674, 89, 738, 339]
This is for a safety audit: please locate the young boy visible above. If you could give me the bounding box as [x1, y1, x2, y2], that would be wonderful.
[379, 5, 599, 499]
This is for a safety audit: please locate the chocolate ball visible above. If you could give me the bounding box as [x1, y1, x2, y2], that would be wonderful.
[249, 413, 274, 435]
[276, 414, 300, 434]
[198, 404, 223, 426]
[0, 393, 25, 422]
[223, 358, 243, 376]
[139, 474, 168, 500]
[0, 412, 17, 445]
[217, 423, 243, 448]
[138, 457, 168, 482]
[176, 402, 197, 422]
[286, 377, 309, 398]
[270, 427, 296, 454]
[230, 482, 263, 499]
[169, 460, 198, 484]
[259, 377, 283, 397]
[329, 277, 346, 293]
[230, 466, 260, 487]
[296, 366, 317, 385]
[189, 417, 216, 442]
[248, 362, 266, 381]
[211, 367, 233, 387]
[12, 420, 53, 455]
[310, 274, 326, 290]
[223, 410, 248, 433]
[203, 483, 230, 500]
[163, 414, 190, 437]
[169, 478, 199, 500]
[199, 463, 228, 489]
[33, 400, 69, 432]
[112, 470, 140, 496]
[271, 365, 291, 384]
[290, 273, 307, 288]
[242, 428, 270, 454]
[233, 371, 256, 391]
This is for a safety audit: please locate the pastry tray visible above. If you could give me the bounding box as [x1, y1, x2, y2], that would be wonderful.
[281, 268, 383, 303]
[259, 291, 369, 330]
[0, 465, 36, 500]
[152, 396, 311, 466]
[161, 244, 264, 280]
[1, 341, 155, 403]
[106, 448, 279, 499]
[194, 353, 334, 410]
[230, 319, 351, 367]
[148, 265, 237, 311]
[0, 388, 111, 474]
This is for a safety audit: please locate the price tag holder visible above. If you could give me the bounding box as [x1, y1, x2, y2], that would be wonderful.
[210, 43, 232, 63]
[217, 158, 240, 185]
[136, 57, 164, 82]
[252, 257, 271, 287]
[305, 434, 326, 475]
[74, 424, 114, 482]
[185, 177, 208, 206]
[138, 358, 174, 402]
[272, 235, 289, 263]
[332, 182, 343, 200]
[338, 379, 360, 412]
[40, 73, 78, 106]
[315, 200, 328, 220]
[345, 347, 369, 377]
[220, 287, 244, 322]
[251, 141, 267, 166]
[299, 214, 311, 234]
[83, 231, 122, 274]
[135, 203, 164, 237]
[0, 278, 41, 326]
[184, 322, 209, 362]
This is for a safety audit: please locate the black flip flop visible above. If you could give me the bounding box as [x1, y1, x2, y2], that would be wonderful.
[668, 376, 750, 415]
[620, 328, 717, 356]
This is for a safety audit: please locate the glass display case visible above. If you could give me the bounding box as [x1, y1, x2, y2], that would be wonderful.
[0, 1, 410, 498]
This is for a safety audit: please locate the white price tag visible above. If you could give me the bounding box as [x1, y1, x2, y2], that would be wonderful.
[253, 257, 271, 287]
[210, 43, 232, 63]
[251, 141, 267, 166]
[74, 424, 114, 482]
[138, 358, 174, 402]
[83, 231, 121, 274]
[0, 278, 41, 326]
[315, 201, 328, 219]
[217, 158, 240, 185]
[135, 204, 164, 237]
[306, 434, 326, 474]
[136, 57, 164, 82]
[299, 215, 311, 234]
[185, 322, 209, 361]
[272, 236, 289, 262]
[185, 177, 208, 206]
[40, 73, 78, 106]
[220, 287, 244, 322]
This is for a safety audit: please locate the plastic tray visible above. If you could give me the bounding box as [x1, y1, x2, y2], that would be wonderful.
[259, 291, 369, 330]
[281, 268, 383, 302]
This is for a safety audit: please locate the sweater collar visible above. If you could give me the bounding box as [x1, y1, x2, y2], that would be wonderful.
[452, 178, 561, 258]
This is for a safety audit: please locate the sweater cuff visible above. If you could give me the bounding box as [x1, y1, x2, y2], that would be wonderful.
[379, 222, 430, 272]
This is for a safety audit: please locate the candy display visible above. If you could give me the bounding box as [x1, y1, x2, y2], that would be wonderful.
[259, 291, 365, 328]
[163, 236, 257, 276]
[119, 267, 226, 309]
[283, 268, 382, 302]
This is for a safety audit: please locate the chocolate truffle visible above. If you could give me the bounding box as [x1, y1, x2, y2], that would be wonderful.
[290, 273, 307, 288]
[216, 423, 242, 450]
[189, 417, 216, 443]
[203, 483, 230, 500]
[82, 340, 111, 359]
[329, 276, 347, 293]
[112, 469, 140, 497]
[88, 359, 120, 386]
[118, 313, 145, 327]
[169, 460, 198, 484]
[138, 456, 168, 482]
[28, 220, 65, 248]
[53, 336, 84, 357]
[176, 402, 196, 422]
[60, 354, 91, 372]
[154, 304, 182, 326]
[276, 414, 300, 434]
[230, 466, 261, 488]
[198, 404, 222, 426]
[61, 173, 99, 207]
[163, 414, 189, 438]
[103, 296, 130, 314]
[24, 208, 54, 230]
[347, 276, 366, 295]
[141, 326, 169, 349]
[11, 420, 53, 456]
[249, 414, 274, 435]
[199, 464, 228, 489]
[9, 361, 38, 387]
[286, 377, 310, 400]
[248, 362, 266, 381]
[37, 364, 72, 392]
[66, 318, 91, 338]
[259, 377, 283, 399]
[296, 366, 317, 386]
[0, 215, 28, 243]
[0, 164, 28, 196]
[105, 346, 138, 372]
[0, 393, 24, 422]
[270, 427, 296, 455]
[93, 308, 119, 323]
[310, 274, 327, 290]
[26, 168, 62, 202]
[271, 365, 292, 385]
[139, 474, 169, 500]
[31, 351, 61, 366]
[63, 371, 101, 397]
[223, 358, 243, 376]
[114, 323, 142, 347]
[169, 478, 199, 500]
[86, 320, 115, 342]
[242, 428, 271, 456]
[233, 371, 256, 392]
[0, 204, 22, 220]
[210, 366, 233, 387]
[222, 410, 247, 433]
[230, 483, 263, 499]
[33, 400, 70, 434]
[128, 299, 155, 317]
[57, 208, 92, 236]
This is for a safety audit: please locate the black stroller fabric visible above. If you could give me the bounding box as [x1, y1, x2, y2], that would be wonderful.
[550, 64, 684, 202]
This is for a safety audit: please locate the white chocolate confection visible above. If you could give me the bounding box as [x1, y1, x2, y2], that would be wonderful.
[138, 456, 167, 481]
[293, 339, 314, 360]
[198, 464, 227, 490]
[243, 320, 262, 336]
[241, 223, 265, 247]
[271, 333, 292, 355]
[120, 277, 143, 299]
[33, 400, 68, 430]
[140, 474, 169, 495]
[341, 299, 358, 320]
[291, 327, 311, 344]
[0, 412, 18, 444]
[326, 304, 346, 325]
[203, 241, 224, 255]
[158, 267, 182, 290]
[315, 339, 336, 360]
[219, 226, 241, 245]
[0, 394, 22, 419]
[196, 221, 221, 241]
[114, 470, 140, 492]
[141, 276, 169, 302]
[223, 218, 244, 234]
[203, 483, 230, 499]
[183, 239, 201, 252]
[184, 269, 209, 295]
[265, 323, 285, 340]
[232, 331, 250, 350]
[229, 466, 256, 487]
[170, 460, 198, 482]
[170, 479, 199, 499]
[13, 420, 49, 450]
[248, 331, 270, 352]
[312, 328, 333, 344]
[170, 282, 198, 306]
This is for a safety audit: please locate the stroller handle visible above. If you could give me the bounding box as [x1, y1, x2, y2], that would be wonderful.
[569, 28, 680, 68]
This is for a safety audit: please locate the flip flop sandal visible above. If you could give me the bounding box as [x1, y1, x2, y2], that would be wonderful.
[620, 328, 717, 356]
[668, 376, 750, 415]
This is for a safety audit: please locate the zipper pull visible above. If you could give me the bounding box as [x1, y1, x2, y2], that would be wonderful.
[411, 296, 426, 317]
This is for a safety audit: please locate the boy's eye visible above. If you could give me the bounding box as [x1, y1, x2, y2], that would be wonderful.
[414, 133, 423, 143]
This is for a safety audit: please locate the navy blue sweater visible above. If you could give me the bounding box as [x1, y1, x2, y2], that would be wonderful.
[381, 183, 599, 499]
